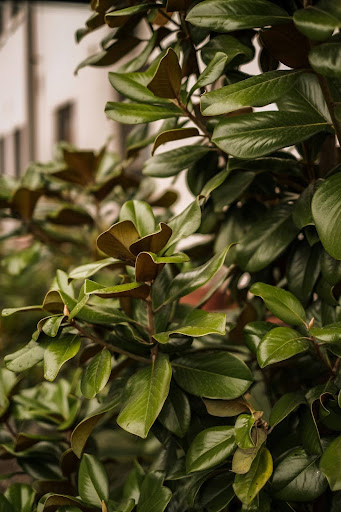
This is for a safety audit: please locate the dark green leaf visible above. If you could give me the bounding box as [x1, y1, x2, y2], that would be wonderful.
[137, 472, 172, 512]
[158, 384, 190, 438]
[201, 34, 253, 66]
[201, 70, 303, 116]
[152, 127, 199, 155]
[244, 322, 274, 353]
[120, 200, 156, 237]
[212, 112, 328, 158]
[312, 173, 341, 260]
[310, 322, 341, 343]
[4, 483, 35, 512]
[235, 414, 255, 449]
[163, 198, 201, 252]
[186, 0, 290, 32]
[172, 351, 253, 399]
[143, 145, 212, 177]
[294, 0, 341, 41]
[257, 327, 310, 368]
[250, 282, 306, 326]
[309, 41, 341, 78]
[320, 435, 341, 491]
[189, 52, 227, 98]
[105, 101, 182, 124]
[270, 392, 306, 428]
[186, 426, 235, 473]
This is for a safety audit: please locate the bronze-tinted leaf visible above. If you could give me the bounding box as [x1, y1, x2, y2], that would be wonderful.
[152, 127, 199, 155]
[47, 206, 93, 226]
[97, 220, 139, 261]
[42, 290, 64, 313]
[130, 223, 172, 256]
[260, 22, 310, 69]
[147, 48, 182, 99]
[11, 188, 43, 220]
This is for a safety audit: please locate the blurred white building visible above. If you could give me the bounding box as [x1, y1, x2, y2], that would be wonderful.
[0, 0, 119, 178]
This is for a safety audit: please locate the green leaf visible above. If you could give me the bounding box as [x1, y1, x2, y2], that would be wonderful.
[293, 184, 314, 229]
[163, 198, 201, 252]
[312, 173, 341, 260]
[212, 171, 255, 211]
[294, 0, 341, 41]
[152, 127, 199, 155]
[287, 241, 320, 305]
[310, 322, 341, 343]
[201, 70, 303, 116]
[4, 483, 35, 512]
[105, 101, 182, 124]
[147, 48, 182, 99]
[272, 447, 327, 501]
[172, 351, 253, 400]
[200, 167, 230, 198]
[137, 472, 172, 512]
[233, 447, 273, 505]
[71, 386, 122, 458]
[117, 354, 172, 438]
[85, 280, 150, 300]
[212, 112, 328, 158]
[78, 453, 109, 507]
[143, 145, 212, 177]
[120, 200, 156, 237]
[61, 292, 131, 326]
[198, 473, 235, 512]
[232, 428, 267, 475]
[201, 34, 253, 66]
[235, 414, 255, 449]
[0, 495, 14, 512]
[44, 334, 81, 382]
[186, 0, 290, 32]
[257, 327, 310, 368]
[158, 384, 190, 438]
[250, 282, 306, 326]
[320, 435, 341, 491]
[2, 305, 42, 317]
[153, 310, 226, 344]
[189, 52, 227, 98]
[41, 315, 64, 338]
[105, 4, 155, 27]
[81, 349, 111, 399]
[186, 426, 235, 473]
[309, 41, 341, 78]
[270, 392, 306, 428]
[154, 246, 232, 309]
[237, 204, 298, 272]
[244, 322, 274, 354]
[4, 335, 50, 373]
[108, 71, 169, 104]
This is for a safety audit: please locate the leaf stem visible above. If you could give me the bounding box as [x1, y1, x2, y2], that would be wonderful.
[146, 298, 158, 360]
[310, 337, 334, 375]
[72, 320, 151, 364]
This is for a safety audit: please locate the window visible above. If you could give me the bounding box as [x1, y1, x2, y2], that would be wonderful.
[0, 138, 4, 175]
[13, 129, 21, 178]
[0, 6, 3, 36]
[55, 103, 74, 143]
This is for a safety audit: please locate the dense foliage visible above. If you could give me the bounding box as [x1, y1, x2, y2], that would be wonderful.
[1, 0, 341, 510]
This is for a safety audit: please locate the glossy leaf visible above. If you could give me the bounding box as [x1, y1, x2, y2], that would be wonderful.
[158, 384, 190, 438]
[232, 428, 267, 475]
[143, 145, 212, 177]
[320, 435, 341, 491]
[105, 4, 155, 28]
[236, 204, 299, 272]
[117, 354, 172, 438]
[163, 198, 201, 252]
[109, 71, 169, 104]
[272, 448, 327, 501]
[201, 34, 253, 66]
[78, 454, 109, 507]
[4, 483, 35, 512]
[204, 397, 251, 418]
[250, 282, 306, 326]
[257, 327, 310, 368]
[189, 52, 227, 98]
[270, 392, 306, 428]
[235, 414, 255, 449]
[4, 336, 50, 373]
[244, 322, 274, 353]
[137, 472, 172, 512]
[311, 173, 341, 260]
[197, 473, 235, 512]
[105, 101, 182, 124]
[294, 1, 341, 41]
[186, 0, 290, 32]
[153, 309, 226, 344]
[81, 349, 111, 399]
[44, 334, 81, 382]
[152, 127, 199, 155]
[310, 322, 341, 343]
[147, 48, 182, 99]
[96, 220, 139, 261]
[201, 70, 303, 116]
[233, 447, 273, 505]
[212, 112, 328, 158]
[119, 200, 156, 237]
[154, 246, 232, 308]
[186, 426, 235, 473]
[172, 351, 253, 399]
[309, 41, 341, 78]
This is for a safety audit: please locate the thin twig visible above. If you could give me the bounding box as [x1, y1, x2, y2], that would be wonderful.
[72, 320, 151, 364]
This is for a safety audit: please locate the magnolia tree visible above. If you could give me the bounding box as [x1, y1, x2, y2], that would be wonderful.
[1, 0, 341, 511]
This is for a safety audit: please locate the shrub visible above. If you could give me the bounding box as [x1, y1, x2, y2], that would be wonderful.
[1, 0, 341, 510]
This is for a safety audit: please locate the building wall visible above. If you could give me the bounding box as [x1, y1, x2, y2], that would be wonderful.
[0, 1, 119, 177]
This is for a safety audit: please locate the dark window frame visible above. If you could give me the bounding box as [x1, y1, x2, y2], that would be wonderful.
[55, 102, 74, 144]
